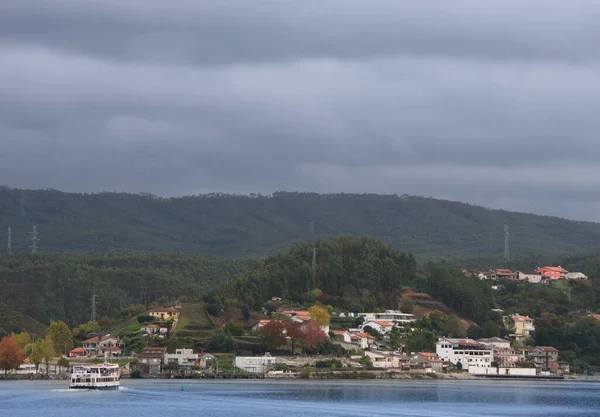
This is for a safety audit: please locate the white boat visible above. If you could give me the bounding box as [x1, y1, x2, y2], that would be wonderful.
[70, 361, 120, 390]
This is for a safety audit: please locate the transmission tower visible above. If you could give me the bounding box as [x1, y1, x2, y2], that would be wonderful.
[31, 226, 38, 254]
[7, 227, 11, 255]
[504, 225, 510, 261]
[91, 295, 98, 322]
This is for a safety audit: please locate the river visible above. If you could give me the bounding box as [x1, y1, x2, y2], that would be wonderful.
[1, 379, 599, 416]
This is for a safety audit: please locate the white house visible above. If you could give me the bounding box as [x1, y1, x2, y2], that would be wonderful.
[361, 320, 394, 335]
[436, 338, 493, 371]
[352, 311, 415, 325]
[364, 350, 394, 368]
[350, 332, 376, 349]
[164, 348, 199, 367]
[565, 272, 588, 280]
[235, 353, 276, 373]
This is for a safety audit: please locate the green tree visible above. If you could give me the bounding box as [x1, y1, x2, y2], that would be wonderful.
[11, 332, 31, 351]
[405, 329, 436, 353]
[359, 355, 373, 367]
[47, 321, 73, 356]
[37, 337, 56, 376]
[57, 357, 69, 374]
[225, 323, 245, 336]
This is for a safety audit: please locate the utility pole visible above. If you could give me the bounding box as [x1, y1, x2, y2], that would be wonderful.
[7, 227, 11, 255]
[504, 225, 510, 261]
[91, 295, 98, 322]
[312, 247, 317, 276]
[31, 226, 38, 254]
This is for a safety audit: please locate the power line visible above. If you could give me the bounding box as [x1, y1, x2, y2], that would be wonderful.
[504, 224, 510, 261]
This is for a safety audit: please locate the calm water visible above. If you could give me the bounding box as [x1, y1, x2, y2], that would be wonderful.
[1, 379, 599, 416]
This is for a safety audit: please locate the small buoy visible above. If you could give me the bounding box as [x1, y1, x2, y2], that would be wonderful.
[181, 385, 185, 391]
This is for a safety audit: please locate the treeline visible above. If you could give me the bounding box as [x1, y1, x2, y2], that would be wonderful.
[3, 187, 600, 258]
[217, 236, 418, 312]
[0, 252, 252, 327]
[419, 262, 495, 323]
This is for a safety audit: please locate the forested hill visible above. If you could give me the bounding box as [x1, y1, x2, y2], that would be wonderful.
[2, 187, 600, 259]
[0, 252, 252, 327]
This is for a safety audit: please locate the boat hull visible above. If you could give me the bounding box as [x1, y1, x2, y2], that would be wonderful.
[69, 385, 120, 390]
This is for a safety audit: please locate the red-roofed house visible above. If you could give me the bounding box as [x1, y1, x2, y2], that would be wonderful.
[532, 346, 559, 371]
[489, 269, 517, 280]
[251, 320, 284, 332]
[588, 314, 600, 321]
[350, 332, 376, 349]
[69, 347, 87, 358]
[536, 266, 567, 280]
[149, 307, 180, 321]
[361, 320, 394, 334]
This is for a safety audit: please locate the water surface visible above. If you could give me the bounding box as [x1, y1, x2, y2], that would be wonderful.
[1, 379, 598, 416]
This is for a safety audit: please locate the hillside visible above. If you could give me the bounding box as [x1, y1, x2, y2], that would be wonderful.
[0, 252, 252, 327]
[0, 303, 47, 337]
[2, 187, 600, 259]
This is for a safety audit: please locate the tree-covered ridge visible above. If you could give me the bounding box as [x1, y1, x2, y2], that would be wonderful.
[2, 187, 600, 258]
[0, 252, 252, 327]
[217, 236, 417, 312]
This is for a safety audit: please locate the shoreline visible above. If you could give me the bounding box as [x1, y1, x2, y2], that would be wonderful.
[3, 372, 597, 382]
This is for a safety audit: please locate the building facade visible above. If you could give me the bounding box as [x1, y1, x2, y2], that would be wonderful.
[436, 338, 493, 370]
[235, 353, 276, 373]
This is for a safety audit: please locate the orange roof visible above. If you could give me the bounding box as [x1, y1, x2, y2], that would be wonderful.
[282, 310, 309, 315]
[587, 314, 600, 321]
[83, 336, 100, 343]
[353, 332, 375, 339]
[418, 352, 437, 357]
[535, 346, 558, 352]
[370, 320, 394, 327]
[494, 269, 515, 275]
[512, 315, 533, 322]
[539, 266, 567, 273]
[332, 330, 347, 335]
[151, 307, 179, 313]
[70, 347, 86, 353]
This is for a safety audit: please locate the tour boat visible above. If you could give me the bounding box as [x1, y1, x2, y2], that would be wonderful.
[70, 361, 120, 390]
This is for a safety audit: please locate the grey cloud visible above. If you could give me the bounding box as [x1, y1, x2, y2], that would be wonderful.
[1, 1, 600, 65]
[2, 1, 600, 221]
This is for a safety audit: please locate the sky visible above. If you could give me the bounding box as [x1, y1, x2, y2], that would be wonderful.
[1, 1, 600, 221]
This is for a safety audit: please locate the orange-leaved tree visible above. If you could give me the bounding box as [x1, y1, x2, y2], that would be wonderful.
[283, 321, 304, 353]
[302, 320, 326, 353]
[0, 336, 26, 375]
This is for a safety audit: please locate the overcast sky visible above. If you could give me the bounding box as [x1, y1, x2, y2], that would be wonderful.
[2, 1, 600, 221]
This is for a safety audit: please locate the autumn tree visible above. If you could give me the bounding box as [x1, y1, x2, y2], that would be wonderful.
[283, 321, 304, 353]
[302, 320, 326, 353]
[259, 321, 287, 352]
[11, 332, 31, 351]
[308, 305, 331, 327]
[98, 316, 113, 330]
[0, 336, 26, 375]
[47, 321, 73, 356]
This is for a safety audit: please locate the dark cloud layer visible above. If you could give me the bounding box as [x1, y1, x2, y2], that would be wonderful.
[1, 1, 600, 220]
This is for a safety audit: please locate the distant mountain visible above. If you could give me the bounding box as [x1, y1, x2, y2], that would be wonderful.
[1, 187, 600, 259]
